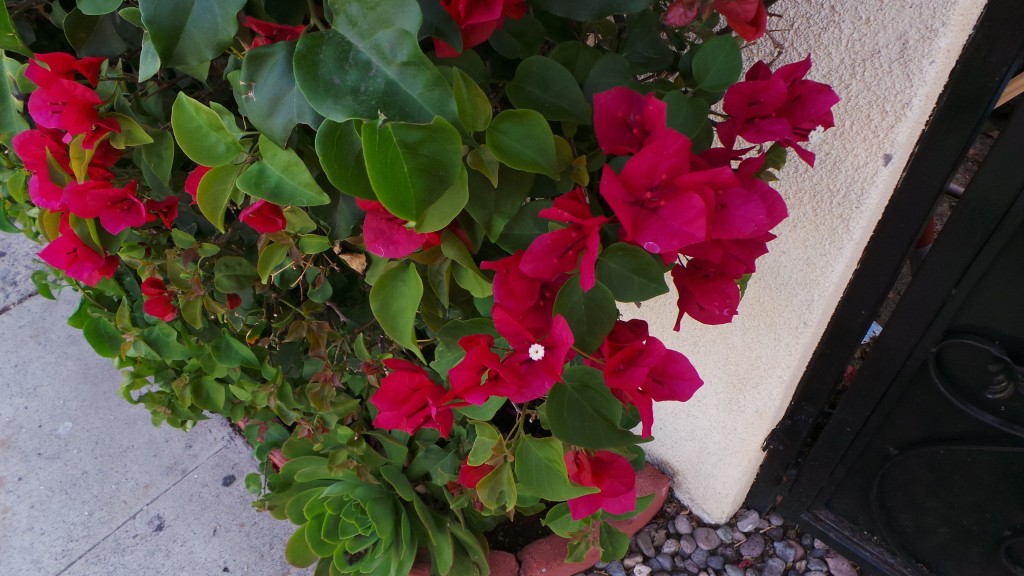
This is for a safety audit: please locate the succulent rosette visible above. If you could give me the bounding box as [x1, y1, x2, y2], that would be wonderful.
[0, 0, 836, 573]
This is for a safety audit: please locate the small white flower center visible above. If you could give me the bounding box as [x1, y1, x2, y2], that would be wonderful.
[528, 343, 545, 361]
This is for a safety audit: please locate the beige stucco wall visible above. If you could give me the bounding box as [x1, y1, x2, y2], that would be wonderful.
[635, 0, 988, 523]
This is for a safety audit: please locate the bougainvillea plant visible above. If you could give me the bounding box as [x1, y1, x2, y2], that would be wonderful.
[0, 0, 837, 574]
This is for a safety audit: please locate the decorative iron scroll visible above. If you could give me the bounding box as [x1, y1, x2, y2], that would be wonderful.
[929, 334, 1024, 437]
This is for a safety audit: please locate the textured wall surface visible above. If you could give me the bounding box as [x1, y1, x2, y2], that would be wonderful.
[636, 0, 988, 522]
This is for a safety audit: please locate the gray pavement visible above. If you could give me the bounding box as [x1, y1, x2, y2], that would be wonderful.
[0, 232, 311, 576]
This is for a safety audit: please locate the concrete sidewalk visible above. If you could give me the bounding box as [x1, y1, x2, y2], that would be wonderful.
[0, 233, 311, 575]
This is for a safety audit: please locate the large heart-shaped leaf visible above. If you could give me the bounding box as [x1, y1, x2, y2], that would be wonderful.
[369, 263, 425, 361]
[315, 120, 375, 200]
[170, 93, 246, 167]
[595, 243, 670, 302]
[361, 116, 462, 222]
[545, 366, 645, 449]
[552, 276, 618, 353]
[236, 136, 331, 207]
[485, 110, 558, 179]
[0, 5, 31, 56]
[514, 436, 598, 501]
[239, 41, 322, 147]
[507, 56, 592, 124]
[139, 0, 245, 67]
[692, 35, 743, 92]
[294, 0, 456, 125]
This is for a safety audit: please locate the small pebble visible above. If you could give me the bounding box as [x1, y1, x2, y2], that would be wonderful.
[694, 527, 722, 550]
[707, 556, 725, 570]
[807, 558, 828, 572]
[607, 562, 627, 576]
[745, 570, 758, 576]
[766, 527, 784, 541]
[739, 533, 765, 558]
[674, 515, 694, 535]
[595, 562, 608, 570]
[623, 554, 644, 570]
[735, 510, 760, 533]
[683, 560, 700, 575]
[646, 560, 662, 572]
[762, 558, 786, 576]
[652, 529, 668, 548]
[813, 538, 828, 550]
[638, 532, 657, 558]
[716, 526, 734, 544]
[653, 572, 671, 576]
[655, 554, 674, 571]
[801, 534, 815, 548]
[732, 529, 745, 543]
[807, 572, 828, 576]
[719, 547, 740, 563]
[690, 548, 709, 568]
[724, 566, 744, 576]
[634, 565, 652, 576]
[768, 513, 785, 527]
[794, 560, 807, 572]
[773, 540, 797, 564]
[826, 551, 859, 576]
[662, 538, 680, 555]
[679, 534, 698, 555]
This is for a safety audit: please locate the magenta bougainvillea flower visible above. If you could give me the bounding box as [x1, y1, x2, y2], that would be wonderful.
[713, 0, 767, 41]
[593, 320, 703, 436]
[63, 179, 148, 235]
[145, 197, 180, 229]
[239, 199, 287, 234]
[520, 189, 609, 291]
[481, 251, 565, 336]
[447, 333, 506, 405]
[682, 235, 773, 278]
[37, 223, 118, 286]
[564, 449, 637, 520]
[718, 56, 840, 165]
[490, 307, 574, 403]
[25, 52, 105, 88]
[356, 199, 439, 258]
[371, 359, 453, 437]
[184, 165, 211, 205]
[599, 130, 710, 255]
[593, 87, 668, 156]
[433, 0, 527, 57]
[141, 277, 178, 322]
[661, 0, 701, 27]
[458, 457, 497, 489]
[671, 260, 741, 328]
[241, 16, 305, 49]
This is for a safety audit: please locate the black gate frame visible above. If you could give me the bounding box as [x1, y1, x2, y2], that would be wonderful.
[747, 0, 1024, 513]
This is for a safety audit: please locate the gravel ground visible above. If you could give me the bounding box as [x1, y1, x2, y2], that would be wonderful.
[583, 500, 860, 576]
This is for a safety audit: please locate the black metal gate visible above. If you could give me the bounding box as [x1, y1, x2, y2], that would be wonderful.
[746, 1, 1024, 574]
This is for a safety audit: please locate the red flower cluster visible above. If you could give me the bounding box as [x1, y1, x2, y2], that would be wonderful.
[241, 16, 305, 49]
[370, 359, 453, 437]
[595, 86, 789, 327]
[13, 53, 175, 285]
[662, 0, 767, 42]
[588, 320, 703, 437]
[717, 56, 840, 166]
[141, 277, 178, 322]
[239, 200, 287, 234]
[356, 199, 440, 258]
[564, 449, 637, 520]
[433, 0, 527, 57]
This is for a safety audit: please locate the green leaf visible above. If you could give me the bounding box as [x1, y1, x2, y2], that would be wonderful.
[142, 323, 190, 360]
[117, 7, 142, 27]
[552, 277, 618, 353]
[170, 93, 246, 167]
[298, 235, 332, 254]
[465, 163, 534, 241]
[620, 10, 674, 74]
[380, 465, 416, 500]
[416, 0, 460, 52]
[514, 436, 598, 501]
[542, 503, 587, 538]
[63, 10, 130, 58]
[486, 110, 558, 179]
[475, 462, 516, 511]
[496, 199, 552, 253]
[530, 0, 653, 20]
[106, 113, 154, 149]
[258, 239, 290, 282]
[239, 41, 322, 147]
[452, 68, 491, 133]
[196, 164, 242, 232]
[468, 422, 501, 466]
[0, 54, 28, 146]
[212, 333, 259, 369]
[692, 35, 743, 92]
[78, 0, 123, 16]
[488, 14, 545, 60]
[595, 243, 670, 302]
[83, 317, 122, 358]
[548, 41, 602, 84]
[466, 146, 499, 187]
[361, 116, 462, 222]
[138, 131, 174, 195]
[190, 376, 226, 411]
[293, 0, 457, 125]
[285, 525, 319, 568]
[583, 52, 633, 100]
[214, 256, 258, 293]
[237, 136, 331, 206]
[545, 366, 645, 449]
[139, 0, 245, 67]
[137, 32, 160, 82]
[369, 263, 425, 362]
[599, 522, 630, 562]
[315, 120, 375, 199]
[309, 189, 360, 242]
[415, 163, 468, 233]
[454, 396, 505, 421]
[440, 229, 490, 296]
[664, 92, 710, 138]
[0, 5, 31, 56]
[507, 56, 592, 124]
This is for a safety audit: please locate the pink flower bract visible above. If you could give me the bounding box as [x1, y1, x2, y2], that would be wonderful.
[565, 449, 637, 520]
[433, 0, 527, 57]
[371, 359, 453, 437]
[593, 87, 668, 156]
[520, 189, 608, 291]
[38, 227, 118, 286]
[141, 277, 178, 322]
[239, 200, 287, 234]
